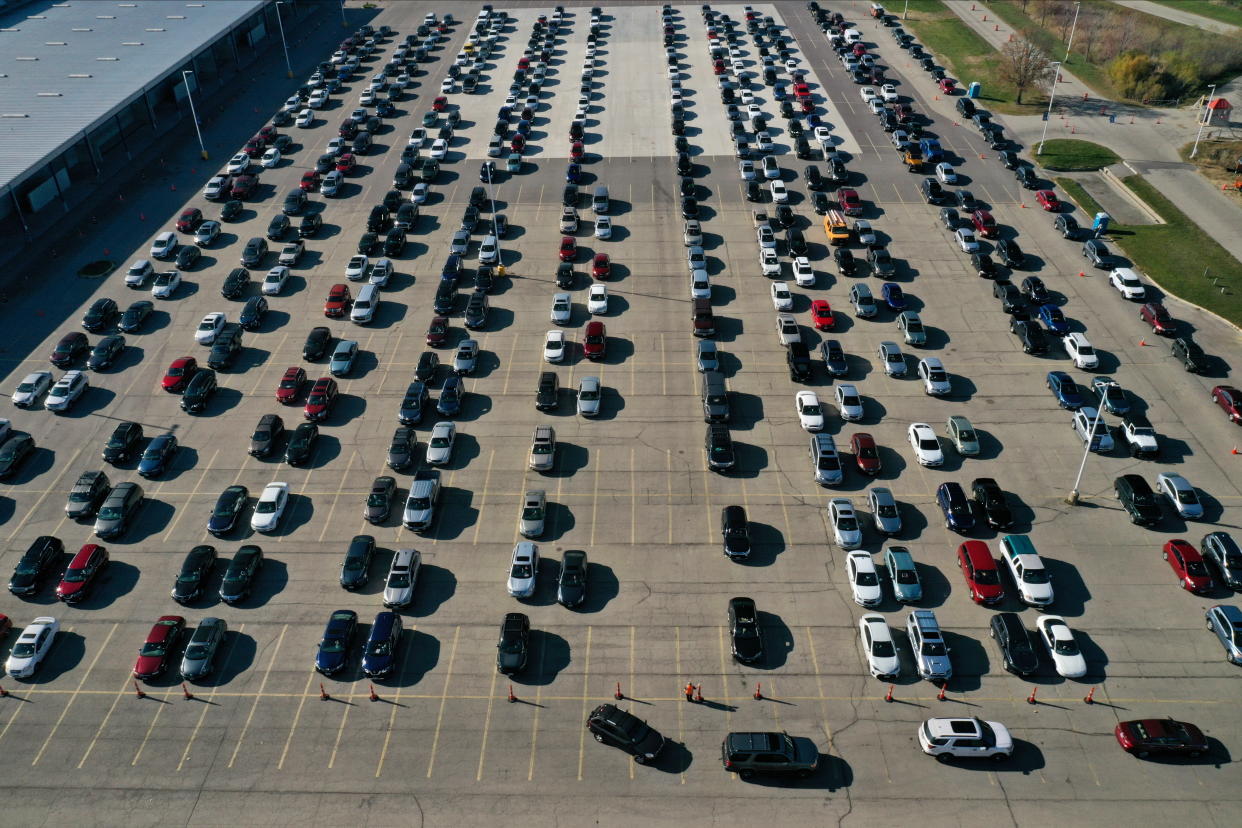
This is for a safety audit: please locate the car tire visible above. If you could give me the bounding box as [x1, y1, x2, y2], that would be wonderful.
[990, 752, 1009, 763]
[934, 752, 953, 764]
[739, 769, 755, 780]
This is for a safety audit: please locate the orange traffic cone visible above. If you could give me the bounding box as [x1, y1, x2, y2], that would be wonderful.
[614, 681, 623, 700]
[753, 682, 763, 700]
[1139, 339, 1148, 347]
[134, 680, 146, 699]
[369, 683, 379, 702]
[694, 684, 703, 703]
[1078, 271, 1087, 278]
[1027, 687, 1038, 705]
[508, 683, 517, 703]
[1084, 687, 1096, 704]
[320, 682, 330, 700]
[182, 682, 194, 700]
[1231, 447, 1239, 455]
[937, 683, 947, 701]
[884, 684, 894, 703]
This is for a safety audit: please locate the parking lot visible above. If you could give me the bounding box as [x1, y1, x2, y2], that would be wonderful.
[0, 1, 1239, 824]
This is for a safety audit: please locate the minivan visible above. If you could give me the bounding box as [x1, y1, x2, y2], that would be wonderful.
[592, 185, 609, 214]
[351, 284, 380, 324]
[810, 434, 843, 486]
[93, 481, 143, 539]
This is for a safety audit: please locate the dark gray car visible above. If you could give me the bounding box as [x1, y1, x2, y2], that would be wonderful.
[180, 617, 228, 681]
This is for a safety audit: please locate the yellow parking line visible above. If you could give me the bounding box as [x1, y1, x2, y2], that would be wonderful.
[326, 692, 352, 770]
[276, 669, 317, 770]
[374, 631, 418, 778]
[473, 668, 500, 781]
[227, 623, 288, 768]
[162, 450, 220, 542]
[526, 683, 543, 781]
[471, 450, 495, 544]
[178, 622, 244, 771]
[32, 622, 117, 766]
[424, 625, 460, 778]
[77, 674, 135, 769]
[317, 452, 358, 542]
[575, 625, 593, 781]
[673, 626, 685, 785]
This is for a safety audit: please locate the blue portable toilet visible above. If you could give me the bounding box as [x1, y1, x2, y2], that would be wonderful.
[1093, 212, 1111, 237]
[967, 81, 981, 99]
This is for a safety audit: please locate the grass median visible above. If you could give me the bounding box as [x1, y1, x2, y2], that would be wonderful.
[1055, 174, 1242, 327]
[1034, 139, 1121, 172]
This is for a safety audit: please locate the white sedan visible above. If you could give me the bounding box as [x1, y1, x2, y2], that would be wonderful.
[594, 215, 612, 239]
[859, 614, 900, 680]
[296, 109, 314, 127]
[770, 281, 793, 311]
[813, 125, 832, 145]
[739, 160, 756, 180]
[550, 293, 572, 325]
[828, 498, 863, 550]
[262, 266, 290, 296]
[954, 228, 979, 253]
[761, 155, 780, 180]
[11, 371, 52, 408]
[250, 482, 290, 533]
[746, 103, 762, 121]
[430, 139, 449, 159]
[880, 84, 898, 102]
[907, 422, 944, 467]
[408, 128, 428, 148]
[793, 257, 815, 286]
[860, 86, 878, 103]
[587, 284, 609, 315]
[846, 550, 882, 607]
[690, 270, 711, 299]
[769, 181, 789, 203]
[507, 542, 539, 598]
[345, 255, 369, 281]
[795, 390, 825, 432]
[1155, 471, 1204, 520]
[151, 270, 181, 299]
[5, 616, 59, 679]
[935, 163, 958, 185]
[261, 148, 281, 168]
[543, 330, 566, 363]
[226, 153, 250, 174]
[835, 384, 864, 422]
[195, 312, 226, 345]
[1036, 615, 1088, 678]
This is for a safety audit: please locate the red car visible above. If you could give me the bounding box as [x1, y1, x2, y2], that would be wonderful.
[559, 236, 577, 262]
[957, 541, 1004, 605]
[511, 134, 527, 153]
[304, 376, 339, 421]
[938, 78, 957, 94]
[592, 253, 611, 280]
[1164, 539, 1213, 593]
[230, 174, 257, 200]
[338, 120, 358, 139]
[517, 57, 530, 69]
[850, 433, 881, 475]
[570, 141, 584, 161]
[713, 61, 726, 75]
[426, 315, 449, 346]
[1115, 719, 1208, 758]
[1139, 301, 1176, 335]
[276, 366, 306, 404]
[1212, 385, 1242, 424]
[335, 153, 356, 174]
[794, 83, 811, 97]
[1035, 190, 1060, 211]
[971, 209, 998, 238]
[133, 615, 186, 681]
[838, 189, 862, 216]
[852, 43, 867, 57]
[432, 95, 448, 111]
[55, 543, 108, 603]
[257, 125, 278, 144]
[810, 299, 835, 330]
[176, 208, 202, 233]
[0, 613, 11, 643]
[243, 137, 265, 158]
[324, 284, 352, 318]
[300, 171, 321, 191]
[162, 356, 198, 392]
[583, 320, 606, 360]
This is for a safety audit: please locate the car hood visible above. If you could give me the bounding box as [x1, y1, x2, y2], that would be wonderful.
[8, 572, 38, 593]
[133, 654, 166, 678]
[207, 514, 235, 533]
[558, 581, 585, 606]
[733, 633, 762, 660]
[316, 648, 347, 673]
[498, 649, 525, 672]
[919, 652, 952, 677]
[56, 579, 87, 599]
[180, 655, 209, 677]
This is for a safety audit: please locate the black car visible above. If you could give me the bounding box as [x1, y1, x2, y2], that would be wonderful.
[365, 478, 396, 524]
[994, 281, 1025, 314]
[804, 166, 824, 190]
[352, 131, 372, 154]
[340, 535, 375, 590]
[586, 703, 666, 764]
[746, 180, 763, 202]
[919, 177, 944, 204]
[808, 191, 830, 215]
[536, 371, 559, 411]
[969, 252, 996, 278]
[101, 420, 142, 465]
[705, 424, 735, 472]
[1115, 473, 1161, 526]
[175, 245, 201, 270]
[676, 152, 692, 175]
[86, 334, 125, 371]
[384, 228, 407, 256]
[396, 203, 419, 230]
[721, 505, 751, 559]
[239, 295, 268, 331]
[266, 214, 290, 241]
[1169, 336, 1207, 372]
[315, 610, 357, 675]
[367, 206, 390, 232]
[220, 199, 244, 222]
[382, 189, 405, 213]
[285, 422, 319, 466]
[785, 228, 807, 255]
[207, 332, 240, 370]
[219, 545, 263, 605]
[249, 413, 285, 458]
[399, 380, 428, 426]
[1010, 318, 1048, 354]
[460, 204, 480, 233]
[474, 266, 495, 294]
[8, 535, 64, 596]
[82, 298, 119, 332]
[1021, 276, 1050, 304]
[207, 485, 249, 537]
[496, 612, 530, 675]
[315, 153, 336, 174]
[303, 327, 332, 361]
[172, 544, 217, 604]
[118, 300, 153, 333]
[282, 189, 307, 215]
[990, 612, 1039, 676]
[774, 204, 795, 228]
[787, 341, 812, 381]
[996, 238, 1024, 268]
[222, 267, 250, 299]
[998, 150, 1019, 170]
[728, 596, 763, 663]
[562, 184, 578, 207]
[833, 246, 856, 276]
[357, 232, 380, 254]
[387, 426, 417, 470]
[299, 212, 323, 238]
[1014, 165, 1036, 189]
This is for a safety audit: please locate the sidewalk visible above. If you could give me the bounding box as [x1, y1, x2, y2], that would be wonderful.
[941, 0, 1242, 264]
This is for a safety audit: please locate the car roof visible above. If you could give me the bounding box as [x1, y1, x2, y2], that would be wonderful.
[925, 717, 982, 738]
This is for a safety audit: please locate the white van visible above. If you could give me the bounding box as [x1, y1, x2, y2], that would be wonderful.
[845, 28, 862, 44]
[350, 284, 379, 324]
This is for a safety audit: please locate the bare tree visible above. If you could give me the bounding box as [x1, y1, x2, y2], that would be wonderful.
[998, 39, 1058, 104]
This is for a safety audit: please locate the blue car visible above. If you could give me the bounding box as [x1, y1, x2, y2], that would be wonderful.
[441, 254, 463, 282]
[773, 84, 787, 101]
[936, 482, 975, 533]
[362, 611, 403, 678]
[516, 119, 531, 136]
[329, 340, 358, 377]
[315, 609, 357, 675]
[881, 282, 906, 311]
[808, 113, 823, 127]
[566, 163, 581, 183]
[1046, 371, 1084, 410]
[884, 546, 923, 603]
[437, 375, 463, 417]
[1038, 303, 1070, 335]
[820, 340, 849, 376]
[138, 432, 178, 478]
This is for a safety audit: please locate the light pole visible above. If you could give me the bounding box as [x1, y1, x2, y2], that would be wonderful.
[274, 1, 293, 79]
[1065, 404, 1104, 505]
[487, 165, 504, 277]
[1191, 84, 1218, 159]
[1036, 61, 1062, 156]
[1064, 1, 1082, 63]
[340, 0, 347, 28]
[182, 70, 208, 160]
[903, 0, 909, 20]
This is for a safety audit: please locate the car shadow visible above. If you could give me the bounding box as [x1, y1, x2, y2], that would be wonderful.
[516, 629, 571, 687]
[245, 556, 288, 608]
[122, 499, 176, 545]
[740, 520, 785, 567]
[209, 630, 257, 687]
[27, 630, 86, 684]
[83, 559, 140, 609]
[756, 610, 793, 670]
[409, 563, 455, 617]
[387, 629, 439, 688]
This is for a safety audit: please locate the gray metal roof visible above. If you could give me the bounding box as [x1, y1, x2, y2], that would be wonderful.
[0, 0, 268, 191]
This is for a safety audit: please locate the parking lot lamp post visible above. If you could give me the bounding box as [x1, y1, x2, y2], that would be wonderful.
[1065, 404, 1104, 505]
[340, 0, 348, 28]
[183, 70, 208, 161]
[1064, 2, 1082, 63]
[488, 173, 503, 275]
[275, 2, 293, 79]
[1037, 61, 1061, 156]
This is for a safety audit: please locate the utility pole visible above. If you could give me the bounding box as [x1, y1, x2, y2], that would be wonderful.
[183, 70, 208, 160]
[1037, 61, 1061, 155]
[1064, 1, 1082, 63]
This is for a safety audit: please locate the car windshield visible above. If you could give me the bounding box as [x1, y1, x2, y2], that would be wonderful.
[62, 568, 87, 582]
[185, 644, 209, 660]
[499, 634, 523, 653]
[320, 637, 346, 654]
[1176, 487, 1199, 504]
[388, 572, 411, 589]
[974, 569, 1000, 584]
[511, 563, 533, 579]
[818, 456, 839, 470]
[855, 570, 877, 586]
[17, 381, 36, 392]
[168, 365, 186, 376]
[367, 492, 389, 507]
[256, 498, 277, 514]
[369, 639, 392, 656]
[872, 639, 895, 657]
[1053, 637, 1079, 656]
[97, 506, 121, 520]
[1023, 568, 1050, 584]
[841, 394, 860, 407]
[140, 640, 168, 657]
[11, 643, 36, 658]
[532, 443, 551, 455]
[802, 403, 821, 416]
[919, 438, 939, 451]
[408, 497, 430, 510]
[214, 499, 239, 517]
[837, 517, 858, 532]
[1186, 560, 1209, 576]
[921, 639, 946, 656]
[579, 388, 600, 401]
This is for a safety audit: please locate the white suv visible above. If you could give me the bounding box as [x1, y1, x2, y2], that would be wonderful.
[1062, 332, 1099, 369]
[918, 717, 1013, 763]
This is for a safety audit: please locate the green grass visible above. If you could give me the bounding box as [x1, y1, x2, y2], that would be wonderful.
[1034, 139, 1121, 171]
[898, 0, 1048, 115]
[1055, 174, 1242, 327]
[1149, 0, 1242, 29]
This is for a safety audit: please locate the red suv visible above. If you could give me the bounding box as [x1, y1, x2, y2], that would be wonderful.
[243, 137, 265, 158]
[1139, 302, 1176, 335]
[162, 356, 198, 392]
[230, 175, 257, 200]
[511, 134, 527, 153]
[1163, 539, 1213, 593]
[257, 125, 278, 144]
[55, 544, 108, 603]
[850, 433, 881, 475]
[432, 95, 448, 111]
[559, 236, 577, 262]
[970, 209, 998, 238]
[838, 189, 862, 216]
[426, 315, 449, 346]
[176, 208, 202, 233]
[324, 284, 352, 318]
[583, 321, 606, 361]
[570, 141, 584, 161]
[304, 377, 339, 421]
[957, 541, 1004, 605]
[276, 366, 306, 404]
[592, 253, 611, 279]
[335, 153, 356, 174]
[810, 299, 835, 330]
[300, 171, 321, 191]
[1035, 190, 1060, 211]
